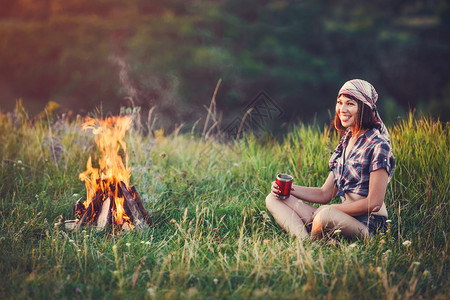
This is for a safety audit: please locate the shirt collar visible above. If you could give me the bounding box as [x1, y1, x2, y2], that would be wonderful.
[344, 128, 377, 142]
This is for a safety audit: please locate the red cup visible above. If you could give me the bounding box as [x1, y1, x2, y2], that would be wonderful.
[276, 174, 293, 200]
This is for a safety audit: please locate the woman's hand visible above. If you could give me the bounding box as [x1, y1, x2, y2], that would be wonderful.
[271, 181, 295, 198]
[270, 181, 281, 198]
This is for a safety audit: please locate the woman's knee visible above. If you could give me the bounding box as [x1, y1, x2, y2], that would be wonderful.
[311, 205, 334, 232]
[265, 193, 279, 211]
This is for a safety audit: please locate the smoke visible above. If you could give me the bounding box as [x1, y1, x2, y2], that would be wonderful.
[108, 53, 139, 105]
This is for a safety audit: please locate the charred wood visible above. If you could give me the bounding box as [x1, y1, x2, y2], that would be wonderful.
[74, 200, 86, 219]
[76, 202, 93, 229]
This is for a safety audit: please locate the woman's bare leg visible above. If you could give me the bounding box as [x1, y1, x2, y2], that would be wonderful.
[265, 193, 317, 239]
[311, 205, 369, 240]
[281, 195, 318, 226]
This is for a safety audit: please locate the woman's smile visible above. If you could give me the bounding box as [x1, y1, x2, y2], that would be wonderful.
[340, 115, 354, 127]
[340, 115, 352, 122]
[336, 95, 359, 130]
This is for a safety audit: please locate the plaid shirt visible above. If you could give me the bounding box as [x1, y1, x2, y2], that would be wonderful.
[329, 128, 396, 198]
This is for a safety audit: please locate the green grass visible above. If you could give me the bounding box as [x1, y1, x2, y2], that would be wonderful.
[0, 107, 448, 299]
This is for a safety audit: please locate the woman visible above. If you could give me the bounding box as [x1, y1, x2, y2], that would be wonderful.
[266, 79, 395, 240]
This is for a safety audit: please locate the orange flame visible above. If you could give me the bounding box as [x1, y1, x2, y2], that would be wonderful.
[79, 116, 132, 224]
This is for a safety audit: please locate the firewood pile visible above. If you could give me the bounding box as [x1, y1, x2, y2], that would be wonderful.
[66, 181, 152, 231]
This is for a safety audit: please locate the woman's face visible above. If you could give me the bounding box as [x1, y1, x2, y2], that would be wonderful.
[336, 95, 359, 130]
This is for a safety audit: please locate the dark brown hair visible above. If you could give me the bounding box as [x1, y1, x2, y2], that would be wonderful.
[334, 93, 379, 135]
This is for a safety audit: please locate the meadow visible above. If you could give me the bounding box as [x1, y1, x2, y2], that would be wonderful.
[0, 103, 448, 299]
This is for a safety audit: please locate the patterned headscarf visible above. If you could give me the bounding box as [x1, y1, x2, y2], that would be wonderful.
[338, 79, 390, 144]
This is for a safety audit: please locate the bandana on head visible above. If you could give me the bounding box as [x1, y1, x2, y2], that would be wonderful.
[338, 79, 390, 144]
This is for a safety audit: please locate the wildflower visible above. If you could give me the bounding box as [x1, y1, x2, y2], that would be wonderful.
[126, 243, 131, 247]
[69, 239, 74, 243]
[112, 245, 117, 251]
[413, 261, 420, 266]
[402, 240, 412, 246]
[423, 270, 430, 277]
[73, 194, 79, 198]
[260, 211, 271, 222]
[21, 167, 25, 171]
[334, 229, 342, 235]
[160, 152, 167, 158]
[386, 219, 392, 223]
[84, 235, 89, 238]
[24, 221, 28, 224]
[75, 287, 82, 294]
[349, 243, 357, 248]
[145, 241, 151, 245]
[82, 230, 87, 233]
[213, 228, 217, 232]
[35, 194, 39, 199]
[77, 249, 81, 252]
[376, 267, 382, 273]
[213, 278, 219, 284]
[141, 241, 145, 244]
[170, 219, 176, 223]
[113, 270, 119, 276]
[233, 163, 239, 167]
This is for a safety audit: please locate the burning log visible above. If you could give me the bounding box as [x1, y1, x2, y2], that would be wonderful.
[74, 200, 86, 218]
[120, 181, 151, 230]
[96, 197, 112, 231]
[76, 189, 103, 229]
[130, 185, 153, 226]
[76, 203, 93, 228]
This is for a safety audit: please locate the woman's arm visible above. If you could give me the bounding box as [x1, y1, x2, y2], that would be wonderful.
[328, 168, 389, 215]
[288, 172, 337, 204]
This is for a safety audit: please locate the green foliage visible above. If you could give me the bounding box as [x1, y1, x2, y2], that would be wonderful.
[388, 115, 450, 249]
[0, 106, 448, 299]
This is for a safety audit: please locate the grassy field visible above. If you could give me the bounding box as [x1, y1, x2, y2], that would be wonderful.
[0, 104, 449, 299]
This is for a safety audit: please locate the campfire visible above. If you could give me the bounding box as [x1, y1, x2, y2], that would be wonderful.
[65, 116, 152, 231]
